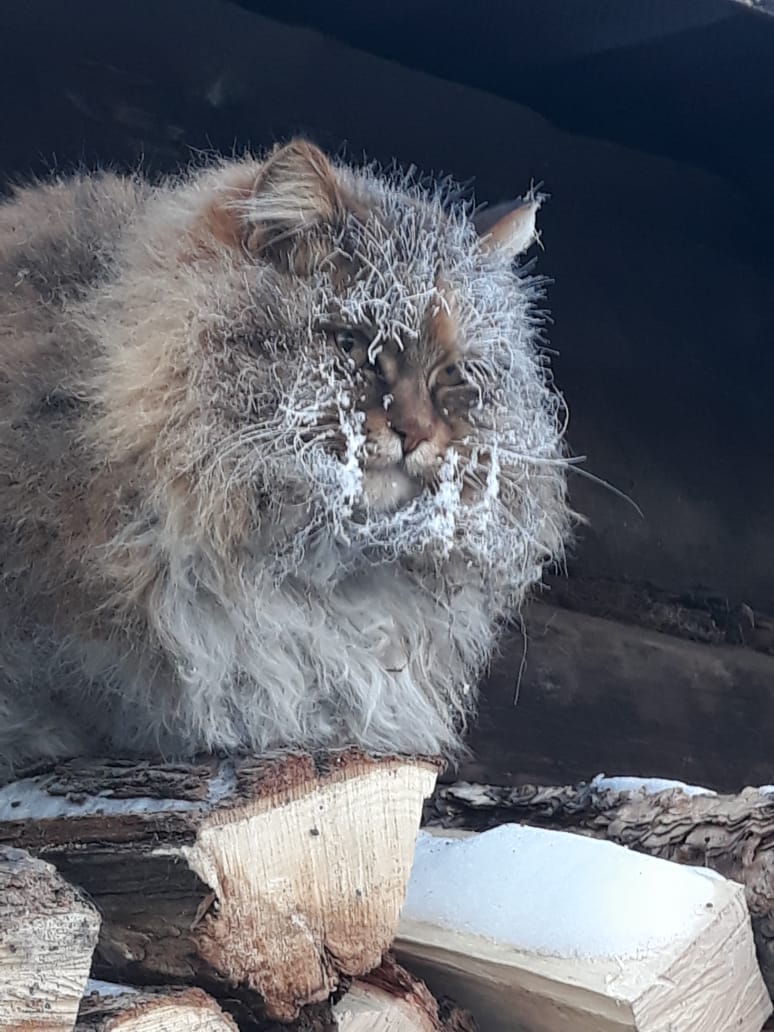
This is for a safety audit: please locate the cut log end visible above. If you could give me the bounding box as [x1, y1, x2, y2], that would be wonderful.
[428, 776, 774, 1005]
[333, 956, 478, 1032]
[76, 983, 238, 1031]
[397, 826, 772, 1032]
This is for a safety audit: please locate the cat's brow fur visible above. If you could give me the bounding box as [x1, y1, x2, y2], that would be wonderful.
[0, 141, 572, 780]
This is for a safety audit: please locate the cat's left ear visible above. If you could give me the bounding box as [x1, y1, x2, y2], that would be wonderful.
[192, 139, 347, 256]
[242, 139, 347, 245]
[474, 197, 541, 259]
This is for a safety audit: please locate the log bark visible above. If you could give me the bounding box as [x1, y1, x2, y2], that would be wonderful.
[76, 982, 238, 1031]
[0, 751, 439, 1022]
[427, 778, 774, 999]
[0, 846, 100, 1032]
[543, 573, 771, 652]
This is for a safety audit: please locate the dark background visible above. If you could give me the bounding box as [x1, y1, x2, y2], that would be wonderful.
[3, 0, 774, 789]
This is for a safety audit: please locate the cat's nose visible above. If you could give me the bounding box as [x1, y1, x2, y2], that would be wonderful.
[395, 418, 433, 454]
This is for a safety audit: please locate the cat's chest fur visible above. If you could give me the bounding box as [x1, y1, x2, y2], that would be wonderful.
[122, 541, 491, 759]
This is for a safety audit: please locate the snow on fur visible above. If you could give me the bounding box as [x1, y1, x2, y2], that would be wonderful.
[0, 144, 572, 775]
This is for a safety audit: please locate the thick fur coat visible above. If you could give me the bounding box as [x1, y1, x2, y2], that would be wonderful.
[0, 141, 571, 779]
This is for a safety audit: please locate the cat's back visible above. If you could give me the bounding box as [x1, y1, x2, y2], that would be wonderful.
[0, 172, 148, 578]
[0, 170, 148, 424]
[0, 171, 145, 340]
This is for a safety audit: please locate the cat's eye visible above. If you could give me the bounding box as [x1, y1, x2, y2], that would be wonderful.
[434, 362, 464, 388]
[335, 328, 359, 353]
[330, 327, 370, 369]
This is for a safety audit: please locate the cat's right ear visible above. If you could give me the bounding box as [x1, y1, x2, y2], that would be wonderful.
[193, 140, 347, 256]
[474, 197, 541, 259]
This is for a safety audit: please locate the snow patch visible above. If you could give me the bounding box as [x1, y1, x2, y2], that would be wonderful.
[592, 774, 716, 798]
[84, 979, 139, 998]
[403, 825, 724, 960]
[206, 759, 238, 805]
[0, 760, 236, 821]
[0, 777, 199, 820]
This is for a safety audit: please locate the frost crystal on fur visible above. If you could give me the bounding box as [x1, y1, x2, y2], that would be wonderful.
[0, 142, 572, 780]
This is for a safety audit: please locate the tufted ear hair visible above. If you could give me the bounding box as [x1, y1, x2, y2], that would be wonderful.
[474, 196, 542, 259]
[240, 139, 347, 245]
[193, 139, 348, 256]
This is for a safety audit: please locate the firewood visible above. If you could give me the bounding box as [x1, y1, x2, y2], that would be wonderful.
[0, 751, 439, 1022]
[427, 777, 774, 999]
[76, 981, 238, 1031]
[0, 846, 100, 1032]
[332, 955, 477, 1031]
[395, 826, 772, 1032]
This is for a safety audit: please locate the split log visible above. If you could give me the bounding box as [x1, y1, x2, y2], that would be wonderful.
[0, 846, 100, 1032]
[333, 955, 477, 1032]
[396, 826, 772, 1032]
[427, 777, 774, 1000]
[0, 751, 439, 1022]
[76, 981, 238, 1031]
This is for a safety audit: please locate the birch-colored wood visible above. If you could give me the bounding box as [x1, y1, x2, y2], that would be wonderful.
[0, 751, 439, 1022]
[397, 825, 772, 1032]
[0, 846, 100, 1032]
[333, 955, 477, 1032]
[427, 779, 774, 1000]
[76, 983, 238, 1031]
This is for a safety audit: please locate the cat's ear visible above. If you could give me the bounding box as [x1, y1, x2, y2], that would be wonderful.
[193, 140, 346, 256]
[242, 139, 347, 242]
[474, 197, 541, 259]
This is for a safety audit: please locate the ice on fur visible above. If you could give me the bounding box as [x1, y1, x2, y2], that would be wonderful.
[0, 140, 572, 779]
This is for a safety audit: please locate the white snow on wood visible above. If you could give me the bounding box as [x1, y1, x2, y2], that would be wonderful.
[0, 777, 199, 820]
[591, 773, 716, 797]
[403, 825, 723, 960]
[397, 824, 772, 1032]
[83, 979, 139, 998]
[0, 762, 237, 821]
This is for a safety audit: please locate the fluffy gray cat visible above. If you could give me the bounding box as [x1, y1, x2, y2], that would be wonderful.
[0, 140, 571, 780]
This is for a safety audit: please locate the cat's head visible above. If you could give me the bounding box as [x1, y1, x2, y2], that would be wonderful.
[96, 140, 570, 595]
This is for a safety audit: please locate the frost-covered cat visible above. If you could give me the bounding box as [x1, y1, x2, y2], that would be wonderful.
[0, 140, 571, 779]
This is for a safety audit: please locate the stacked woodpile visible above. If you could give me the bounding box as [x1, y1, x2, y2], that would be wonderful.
[0, 752, 476, 1031]
[2, 749, 774, 1030]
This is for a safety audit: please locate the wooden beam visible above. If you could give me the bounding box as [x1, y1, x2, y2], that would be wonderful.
[464, 602, 774, 792]
[543, 573, 770, 652]
[0, 752, 439, 1022]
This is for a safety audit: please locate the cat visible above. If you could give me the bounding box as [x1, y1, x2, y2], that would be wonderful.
[0, 140, 572, 780]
